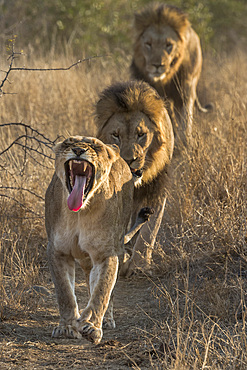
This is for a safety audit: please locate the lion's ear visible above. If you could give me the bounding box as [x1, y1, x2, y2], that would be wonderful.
[106, 144, 120, 161]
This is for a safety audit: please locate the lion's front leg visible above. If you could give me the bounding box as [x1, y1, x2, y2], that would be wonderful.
[121, 197, 167, 277]
[76, 255, 119, 344]
[180, 78, 198, 144]
[47, 242, 81, 339]
[181, 96, 194, 142]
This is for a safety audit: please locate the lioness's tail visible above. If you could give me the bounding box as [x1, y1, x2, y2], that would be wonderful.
[196, 96, 214, 113]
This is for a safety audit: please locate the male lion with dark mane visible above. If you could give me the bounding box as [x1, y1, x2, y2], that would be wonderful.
[130, 3, 212, 144]
[96, 81, 174, 276]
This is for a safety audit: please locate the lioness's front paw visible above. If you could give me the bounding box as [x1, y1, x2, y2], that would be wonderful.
[52, 325, 82, 339]
[77, 321, 103, 344]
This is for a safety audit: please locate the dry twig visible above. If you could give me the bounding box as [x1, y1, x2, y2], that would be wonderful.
[0, 37, 106, 96]
[0, 122, 57, 216]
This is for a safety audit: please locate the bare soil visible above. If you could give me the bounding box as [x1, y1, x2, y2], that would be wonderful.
[0, 50, 246, 369]
[0, 271, 166, 369]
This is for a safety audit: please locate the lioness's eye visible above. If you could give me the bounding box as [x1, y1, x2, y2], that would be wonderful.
[138, 132, 145, 137]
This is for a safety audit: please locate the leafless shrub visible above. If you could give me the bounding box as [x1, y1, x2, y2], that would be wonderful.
[0, 36, 106, 96]
[0, 47, 246, 368]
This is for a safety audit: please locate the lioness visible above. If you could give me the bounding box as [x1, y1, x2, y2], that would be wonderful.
[96, 81, 174, 276]
[45, 136, 152, 344]
[130, 3, 212, 144]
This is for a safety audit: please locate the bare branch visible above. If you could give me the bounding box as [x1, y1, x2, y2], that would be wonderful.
[0, 134, 27, 156]
[0, 186, 44, 201]
[0, 194, 43, 217]
[0, 122, 59, 145]
[0, 122, 57, 175]
[0, 38, 107, 95]
[0, 134, 54, 159]
[10, 55, 106, 72]
[0, 37, 19, 94]
[15, 141, 54, 160]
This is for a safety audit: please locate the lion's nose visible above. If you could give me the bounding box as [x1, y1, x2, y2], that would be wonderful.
[72, 147, 86, 157]
[125, 157, 137, 166]
[152, 63, 162, 68]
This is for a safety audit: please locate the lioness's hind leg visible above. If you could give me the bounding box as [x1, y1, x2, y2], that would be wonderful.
[103, 298, 116, 329]
[77, 252, 92, 294]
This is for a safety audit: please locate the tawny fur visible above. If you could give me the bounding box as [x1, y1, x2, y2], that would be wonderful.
[130, 3, 212, 144]
[96, 81, 174, 275]
[134, 3, 189, 37]
[45, 136, 147, 344]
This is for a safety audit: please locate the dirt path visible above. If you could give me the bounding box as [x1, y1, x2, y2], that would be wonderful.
[0, 273, 165, 369]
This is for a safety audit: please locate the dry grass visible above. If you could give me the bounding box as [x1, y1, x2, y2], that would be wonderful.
[0, 49, 246, 369]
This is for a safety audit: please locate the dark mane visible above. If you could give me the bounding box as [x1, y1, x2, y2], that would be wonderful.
[95, 80, 166, 129]
[134, 3, 190, 38]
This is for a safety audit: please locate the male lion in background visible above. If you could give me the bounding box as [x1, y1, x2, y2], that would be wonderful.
[96, 81, 174, 277]
[45, 136, 152, 344]
[130, 3, 212, 144]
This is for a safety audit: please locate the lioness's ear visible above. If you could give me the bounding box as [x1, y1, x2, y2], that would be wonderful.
[106, 144, 120, 161]
[52, 142, 63, 155]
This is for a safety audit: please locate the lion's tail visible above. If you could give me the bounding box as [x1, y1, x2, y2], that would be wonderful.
[195, 96, 214, 113]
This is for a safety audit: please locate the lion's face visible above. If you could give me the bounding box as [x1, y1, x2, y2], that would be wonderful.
[138, 25, 182, 83]
[96, 81, 174, 187]
[53, 136, 119, 212]
[98, 111, 158, 185]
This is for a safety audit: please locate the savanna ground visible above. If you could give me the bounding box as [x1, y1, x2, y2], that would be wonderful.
[0, 15, 247, 370]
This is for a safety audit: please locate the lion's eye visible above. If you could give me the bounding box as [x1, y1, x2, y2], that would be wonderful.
[166, 42, 173, 53]
[138, 132, 145, 138]
[112, 132, 120, 140]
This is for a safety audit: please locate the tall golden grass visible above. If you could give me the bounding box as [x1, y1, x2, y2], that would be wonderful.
[0, 49, 246, 368]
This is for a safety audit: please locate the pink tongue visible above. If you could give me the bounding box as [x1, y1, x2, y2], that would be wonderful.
[67, 175, 87, 212]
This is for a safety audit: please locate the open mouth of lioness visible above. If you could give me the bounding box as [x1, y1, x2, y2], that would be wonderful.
[64, 159, 95, 212]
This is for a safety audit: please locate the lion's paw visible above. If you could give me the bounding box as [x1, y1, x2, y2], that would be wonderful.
[52, 325, 82, 339]
[103, 317, 116, 329]
[77, 321, 103, 344]
[121, 258, 153, 278]
[138, 207, 154, 222]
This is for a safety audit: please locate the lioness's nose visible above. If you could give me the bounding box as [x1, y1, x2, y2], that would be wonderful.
[72, 147, 86, 157]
